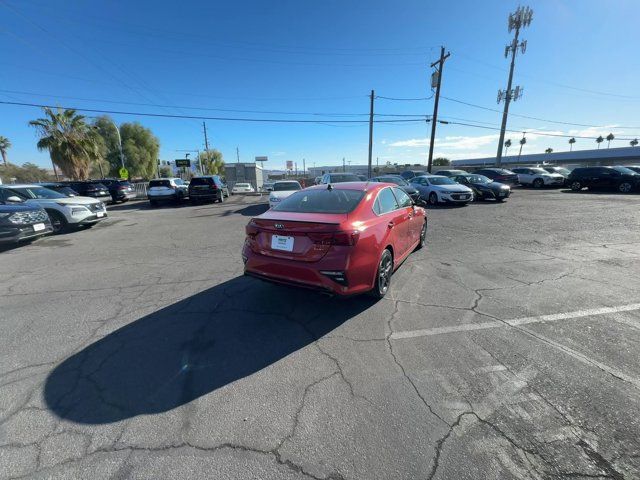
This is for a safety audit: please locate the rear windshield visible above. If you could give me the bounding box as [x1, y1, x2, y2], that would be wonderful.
[86, 183, 107, 190]
[149, 180, 171, 188]
[273, 189, 365, 214]
[273, 182, 301, 191]
[328, 174, 359, 183]
[190, 177, 214, 186]
[429, 177, 456, 185]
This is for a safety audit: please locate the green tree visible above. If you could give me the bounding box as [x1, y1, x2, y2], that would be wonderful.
[92, 116, 122, 176]
[596, 135, 604, 149]
[158, 165, 173, 178]
[433, 157, 451, 166]
[630, 138, 639, 147]
[119, 123, 160, 179]
[504, 139, 512, 156]
[569, 137, 576, 151]
[197, 149, 225, 175]
[545, 148, 553, 154]
[0, 162, 52, 183]
[0, 136, 11, 167]
[29, 107, 101, 180]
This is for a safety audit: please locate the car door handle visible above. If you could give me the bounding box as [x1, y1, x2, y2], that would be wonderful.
[387, 221, 395, 229]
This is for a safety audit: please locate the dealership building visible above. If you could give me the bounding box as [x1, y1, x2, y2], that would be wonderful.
[452, 146, 640, 169]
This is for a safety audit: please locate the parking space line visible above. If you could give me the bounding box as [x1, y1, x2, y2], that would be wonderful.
[390, 303, 640, 340]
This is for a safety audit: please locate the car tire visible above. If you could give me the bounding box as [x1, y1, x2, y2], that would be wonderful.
[428, 192, 438, 206]
[533, 178, 544, 188]
[415, 220, 427, 250]
[618, 182, 632, 193]
[46, 210, 67, 234]
[370, 249, 393, 299]
[496, 197, 505, 202]
[570, 181, 582, 191]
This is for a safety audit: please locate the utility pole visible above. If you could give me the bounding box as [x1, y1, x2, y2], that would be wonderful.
[376, 156, 379, 174]
[302, 158, 306, 176]
[342, 157, 346, 172]
[496, 6, 533, 167]
[427, 46, 450, 173]
[367, 89, 375, 178]
[236, 146, 240, 163]
[202, 121, 210, 175]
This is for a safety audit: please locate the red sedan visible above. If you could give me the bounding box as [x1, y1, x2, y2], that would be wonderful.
[242, 182, 427, 297]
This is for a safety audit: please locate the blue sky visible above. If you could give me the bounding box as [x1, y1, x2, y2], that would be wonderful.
[1, 0, 639, 171]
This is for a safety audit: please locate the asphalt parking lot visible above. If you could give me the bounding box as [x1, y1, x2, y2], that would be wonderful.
[1, 189, 639, 479]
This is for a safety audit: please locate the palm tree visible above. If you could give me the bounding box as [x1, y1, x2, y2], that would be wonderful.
[518, 134, 527, 160]
[29, 107, 101, 180]
[545, 148, 553, 154]
[606, 133, 614, 148]
[631, 138, 639, 147]
[596, 136, 604, 149]
[0, 136, 11, 167]
[504, 139, 512, 156]
[569, 137, 576, 151]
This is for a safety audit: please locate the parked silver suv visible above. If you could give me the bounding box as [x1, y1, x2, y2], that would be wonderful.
[147, 178, 188, 206]
[0, 184, 107, 233]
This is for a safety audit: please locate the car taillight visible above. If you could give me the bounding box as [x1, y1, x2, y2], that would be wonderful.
[117, 185, 127, 190]
[308, 231, 360, 246]
[245, 222, 259, 238]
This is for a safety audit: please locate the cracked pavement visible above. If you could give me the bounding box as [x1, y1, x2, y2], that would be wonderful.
[1, 189, 639, 479]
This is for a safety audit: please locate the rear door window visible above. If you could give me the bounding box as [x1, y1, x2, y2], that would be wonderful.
[376, 187, 400, 214]
[392, 187, 413, 208]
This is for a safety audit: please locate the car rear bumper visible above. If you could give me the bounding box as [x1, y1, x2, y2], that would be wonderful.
[242, 245, 371, 296]
[0, 224, 53, 243]
[113, 191, 137, 200]
[148, 193, 178, 201]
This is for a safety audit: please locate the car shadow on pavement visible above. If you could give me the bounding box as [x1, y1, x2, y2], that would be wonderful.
[234, 204, 270, 216]
[44, 276, 375, 424]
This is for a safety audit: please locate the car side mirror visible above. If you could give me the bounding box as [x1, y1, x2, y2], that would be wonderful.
[6, 196, 23, 203]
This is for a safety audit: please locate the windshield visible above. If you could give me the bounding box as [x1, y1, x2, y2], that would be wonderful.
[273, 189, 365, 213]
[273, 182, 301, 191]
[612, 166, 637, 174]
[236, 183, 250, 187]
[429, 177, 456, 185]
[190, 177, 214, 186]
[466, 175, 491, 184]
[13, 187, 66, 200]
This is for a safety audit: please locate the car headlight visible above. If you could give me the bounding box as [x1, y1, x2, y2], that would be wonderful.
[270, 197, 280, 202]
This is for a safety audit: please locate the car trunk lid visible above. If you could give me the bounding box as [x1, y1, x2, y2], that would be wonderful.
[246, 212, 349, 262]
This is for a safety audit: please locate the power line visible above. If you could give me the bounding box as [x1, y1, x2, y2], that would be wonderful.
[0, 100, 427, 124]
[440, 95, 640, 129]
[376, 94, 434, 101]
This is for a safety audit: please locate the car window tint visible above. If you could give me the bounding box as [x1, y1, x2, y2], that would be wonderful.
[376, 187, 399, 214]
[392, 187, 412, 208]
[273, 189, 364, 213]
[373, 196, 381, 215]
[190, 177, 214, 186]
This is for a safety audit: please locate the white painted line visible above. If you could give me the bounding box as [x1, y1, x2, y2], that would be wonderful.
[390, 303, 640, 340]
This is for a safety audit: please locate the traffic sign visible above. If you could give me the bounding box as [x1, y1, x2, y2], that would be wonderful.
[119, 167, 129, 179]
[175, 159, 191, 168]
[255, 156, 268, 162]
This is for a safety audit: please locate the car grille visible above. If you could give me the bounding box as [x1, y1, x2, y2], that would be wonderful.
[451, 194, 470, 200]
[9, 209, 49, 225]
[88, 202, 105, 212]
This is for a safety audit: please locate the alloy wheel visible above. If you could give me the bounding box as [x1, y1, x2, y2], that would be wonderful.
[571, 181, 582, 191]
[618, 182, 632, 193]
[428, 192, 438, 206]
[377, 251, 393, 296]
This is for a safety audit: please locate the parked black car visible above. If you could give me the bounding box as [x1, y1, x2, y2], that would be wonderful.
[369, 175, 424, 205]
[0, 191, 53, 244]
[61, 181, 112, 202]
[188, 175, 229, 203]
[36, 183, 79, 197]
[567, 166, 640, 193]
[400, 170, 428, 180]
[473, 168, 519, 185]
[434, 169, 468, 177]
[453, 174, 511, 202]
[99, 179, 137, 203]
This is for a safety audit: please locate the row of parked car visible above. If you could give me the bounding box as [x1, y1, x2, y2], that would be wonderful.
[146, 176, 256, 206]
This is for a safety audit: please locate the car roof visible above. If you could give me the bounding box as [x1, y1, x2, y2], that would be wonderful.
[0, 184, 41, 188]
[273, 180, 299, 183]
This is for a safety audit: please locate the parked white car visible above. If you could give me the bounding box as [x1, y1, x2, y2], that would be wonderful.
[147, 178, 188, 206]
[232, 183, 255, 194]
[268, 181, 302, 209]
[409, 175, 474, 206]
[511, 167, 565, 188]
[0, 184, 107, 233]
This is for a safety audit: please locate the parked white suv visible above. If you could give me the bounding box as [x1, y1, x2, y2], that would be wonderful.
[511, 167, 565, 188]
[147, 178, 188, 206]
[0, 184, 107, 233]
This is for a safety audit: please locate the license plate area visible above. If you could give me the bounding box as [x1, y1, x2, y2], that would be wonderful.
[33, 223, 45, 232]
[271, 234, 294, 252]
